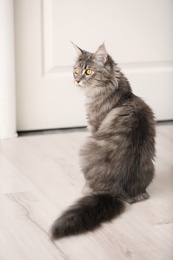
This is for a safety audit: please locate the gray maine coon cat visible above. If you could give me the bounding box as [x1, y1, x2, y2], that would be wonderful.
[51, 43, 156, 239]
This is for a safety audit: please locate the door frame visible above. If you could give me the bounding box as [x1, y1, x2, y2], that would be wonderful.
[0, 0, 17, 139]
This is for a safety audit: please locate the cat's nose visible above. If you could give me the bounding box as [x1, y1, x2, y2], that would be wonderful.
[76, 80, 80, 84]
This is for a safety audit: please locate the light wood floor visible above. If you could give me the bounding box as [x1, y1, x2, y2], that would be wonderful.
[0, 123, 173, 260]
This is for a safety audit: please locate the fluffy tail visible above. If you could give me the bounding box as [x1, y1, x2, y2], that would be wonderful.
[51, 194, 124, 240]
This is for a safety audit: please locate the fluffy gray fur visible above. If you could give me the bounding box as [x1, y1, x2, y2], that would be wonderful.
[51, 43, 156, 240]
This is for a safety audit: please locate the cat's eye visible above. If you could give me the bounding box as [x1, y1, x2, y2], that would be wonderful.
[74, 68, 79, 74]
[85, 69, 92, 75]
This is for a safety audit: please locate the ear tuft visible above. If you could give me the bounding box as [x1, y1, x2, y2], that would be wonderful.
[71, 41, 83, 56]
[94, 43, 108, 63]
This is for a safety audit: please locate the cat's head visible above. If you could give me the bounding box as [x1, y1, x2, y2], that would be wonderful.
[72, 43, 119, 92]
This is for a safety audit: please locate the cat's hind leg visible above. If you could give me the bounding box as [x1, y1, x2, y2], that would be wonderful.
[125, 192, 149, 204]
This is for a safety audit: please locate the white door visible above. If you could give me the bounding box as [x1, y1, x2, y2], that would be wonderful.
[14, 0, 173, 131]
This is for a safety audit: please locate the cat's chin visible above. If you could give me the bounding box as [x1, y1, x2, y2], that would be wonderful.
[75, 82, 85, 88]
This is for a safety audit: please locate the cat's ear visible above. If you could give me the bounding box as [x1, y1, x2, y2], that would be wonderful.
[71, 41, 83, 56]
[94, 43, 108, 63]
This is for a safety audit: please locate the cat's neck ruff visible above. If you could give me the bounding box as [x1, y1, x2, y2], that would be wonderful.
[85, 82, 118, 101]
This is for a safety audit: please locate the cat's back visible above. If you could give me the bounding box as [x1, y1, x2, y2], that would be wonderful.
[130, 94, 155, 126]
[120, 93, 156, 142]
[94, 91, 155, 149]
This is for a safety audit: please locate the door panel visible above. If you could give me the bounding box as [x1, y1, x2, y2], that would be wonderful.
[15, 0, 173, 131]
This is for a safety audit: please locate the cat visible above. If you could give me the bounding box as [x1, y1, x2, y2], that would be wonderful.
[51, 43, 156, 239]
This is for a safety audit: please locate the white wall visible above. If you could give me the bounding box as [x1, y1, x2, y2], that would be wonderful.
[0, 0, 17, 139]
